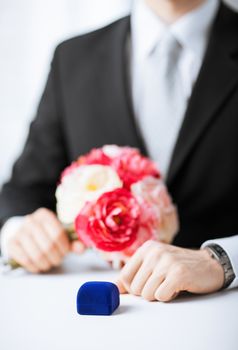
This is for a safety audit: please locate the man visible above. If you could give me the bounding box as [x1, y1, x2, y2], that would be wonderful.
[0, 0, 237, 301]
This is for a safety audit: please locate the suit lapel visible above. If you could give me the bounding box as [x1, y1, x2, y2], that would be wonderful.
[96, 16, 147, 154]
[166, 4, 238, 186]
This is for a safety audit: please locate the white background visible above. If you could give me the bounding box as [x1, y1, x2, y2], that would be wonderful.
[0, 0, 238, 188]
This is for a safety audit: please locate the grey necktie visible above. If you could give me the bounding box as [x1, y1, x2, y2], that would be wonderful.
[139, 31, 186, 177]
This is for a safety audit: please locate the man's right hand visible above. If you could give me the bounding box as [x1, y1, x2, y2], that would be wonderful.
[7, 208, 71, 273]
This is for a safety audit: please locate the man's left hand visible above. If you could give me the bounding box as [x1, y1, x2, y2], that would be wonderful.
[116, 240, 224, 302]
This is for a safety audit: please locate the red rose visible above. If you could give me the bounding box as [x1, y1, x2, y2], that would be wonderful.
[111, 148, 160, 189]
[75, 188, 141, 251]
[78, 148, 111, 166]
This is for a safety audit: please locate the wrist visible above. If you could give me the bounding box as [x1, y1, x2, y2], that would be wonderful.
[198, 248, 224, 291]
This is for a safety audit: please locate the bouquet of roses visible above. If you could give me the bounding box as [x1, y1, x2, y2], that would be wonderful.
[56, 145, 179, 265]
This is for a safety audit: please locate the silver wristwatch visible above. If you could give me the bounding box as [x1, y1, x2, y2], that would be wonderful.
[205, 244, 235, 289]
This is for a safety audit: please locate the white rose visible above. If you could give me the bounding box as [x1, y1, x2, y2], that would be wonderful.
[56, 164, 123, 225]
[102, 145, 122, 158]
[102, 145, 139, 159]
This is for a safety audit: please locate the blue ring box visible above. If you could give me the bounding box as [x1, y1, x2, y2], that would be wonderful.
[77, 281, 120, 316]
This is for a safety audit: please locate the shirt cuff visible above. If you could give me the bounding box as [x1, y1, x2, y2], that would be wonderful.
[201, 235, 238, 289]
[0, 217, 24, 259]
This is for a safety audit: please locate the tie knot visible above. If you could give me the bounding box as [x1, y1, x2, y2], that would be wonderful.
[157, 31, 181, 60]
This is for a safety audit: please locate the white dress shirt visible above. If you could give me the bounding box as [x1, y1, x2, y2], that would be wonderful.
[1, 0, 238, 288]
[131, 0, 219, 176]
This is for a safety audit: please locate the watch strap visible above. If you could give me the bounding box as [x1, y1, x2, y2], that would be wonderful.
[205, 244, 235, 289]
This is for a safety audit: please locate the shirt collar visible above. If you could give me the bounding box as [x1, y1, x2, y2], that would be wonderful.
[131, 0, 220, 62]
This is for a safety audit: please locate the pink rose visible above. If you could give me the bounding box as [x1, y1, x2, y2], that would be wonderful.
[131, 176, 179, 244]
[75, 188, 141, 251]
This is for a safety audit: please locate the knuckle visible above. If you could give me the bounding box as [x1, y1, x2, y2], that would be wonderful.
[35, 207, 51, 218]
[137, 240, 154, 255]
[56, 228, 65, 240]
[24, 214, 34, 226]
[48, 224, 63, 240]
[161, 252, 175, 265]
[45, 241, 57, 253]
[143, 240, 154, 248]
[152, 246, 163, 258]
[174, 263, 188, 276]
[142, 243, 162, 260]
[36, 207, 48, 214]
[142, 240, 158, 250]
[143, 252, 158, 269]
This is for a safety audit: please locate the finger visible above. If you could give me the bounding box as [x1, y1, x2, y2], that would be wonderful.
[112, 259, 125, 270]
[70, 241, 86, 254]
[141, 270, 165, 301]
[9, 240, 39, 273]
[29, 218, 63, 266]
[155, 276, 180, 302]
[104, 259, 125, 270]
[39, 212, 69, 256]
[20, 231, 51, 271]
[115, 279, 128, 294]
[118, 248, 146, 291]
[119, 240, 165, 294]
[120, 261, 126, 269]
[33, 232, 62, 267]
[130, 259, 153, 296]
[107, 261, 113, 268]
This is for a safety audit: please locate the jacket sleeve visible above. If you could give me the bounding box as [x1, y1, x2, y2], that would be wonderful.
[0, 47, 69, 227]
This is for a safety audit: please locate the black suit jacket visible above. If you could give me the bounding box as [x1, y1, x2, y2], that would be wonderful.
[1, 3, 238, 248]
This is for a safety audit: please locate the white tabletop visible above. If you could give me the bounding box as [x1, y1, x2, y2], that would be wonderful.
[0, 251, 237, 350]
